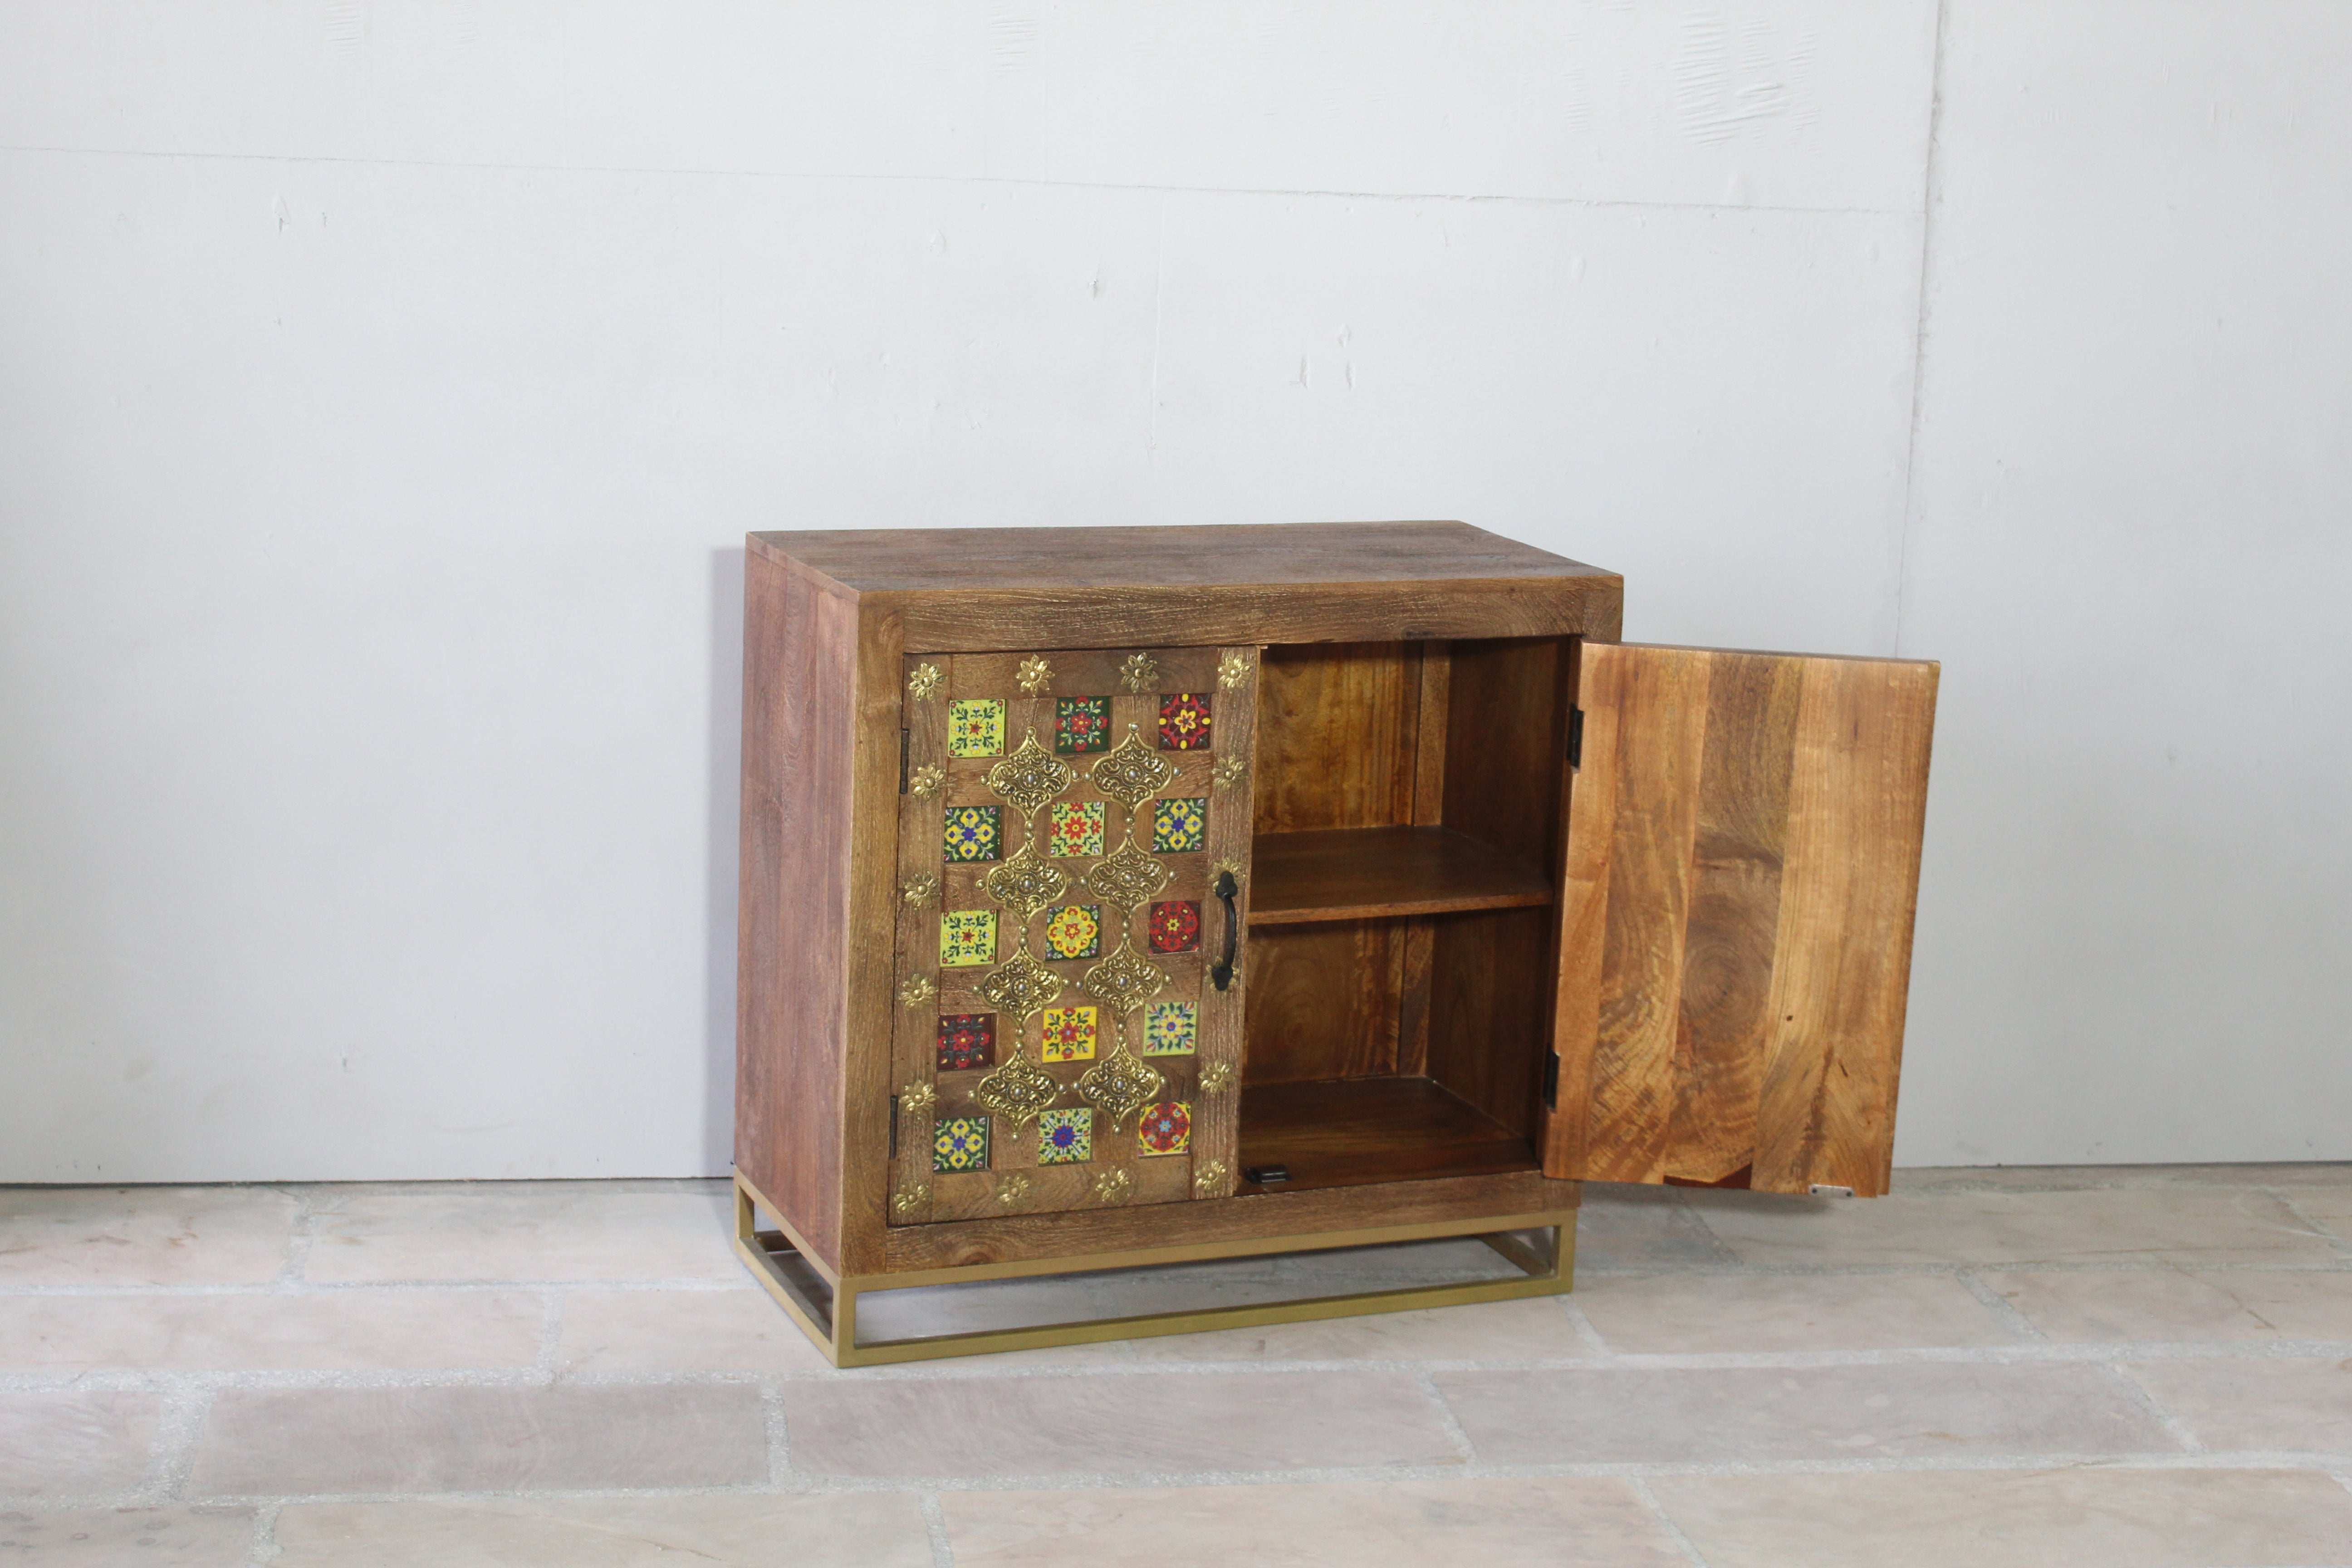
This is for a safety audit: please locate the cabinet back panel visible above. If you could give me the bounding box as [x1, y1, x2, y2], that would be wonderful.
[1242, 918, 1403, 1083]
[1253, 642, 1418, 832]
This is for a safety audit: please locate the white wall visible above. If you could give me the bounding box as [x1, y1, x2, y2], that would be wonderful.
[0, 2, 2343, 1181]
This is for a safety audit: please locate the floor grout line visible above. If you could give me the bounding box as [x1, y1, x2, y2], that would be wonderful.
[1626, 1475, 1716, 1568]
[919, 1490, 958, 1568]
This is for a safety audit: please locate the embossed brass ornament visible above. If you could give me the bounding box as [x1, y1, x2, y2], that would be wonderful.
[1016, 656, 1054, 695]
[1082, 938, 1166, 1013]
[908, 663, 944, 701]
[1090, 725, 1176, 810]
[985, 729, 1076, 820]
[980, 842, 1068, 925]
[892, 1183, 930, 1216]
[1217, 651, 1250, 690]
[1211, 755, 1247, 793]
[1083, 839, 1171, 911]
[1211, 858, 1247, 889]
[898, 974, 936, 1008]
[1093, 1167, 1133, 1203]
[901, 872, 940, 906]
[1199, 1061, 1235, 1094]
[898, 1082, 938, 1114]
[908, 764, 946, 798]
[996, 1174, 1034, 1205]
[972, 1051, 1060, 1127]
[1192, 1160, 1229, 1196]
[1119, 652, 1159, 692]
[1078, 1043, 1164, 1130]
[976, 948, 1063, 1019]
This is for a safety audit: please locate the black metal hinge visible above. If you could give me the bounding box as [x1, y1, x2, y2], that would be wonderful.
[888, 1097, 900, 1158]
[1566, 707, 1585, 769]
[1543, 1053, 1561, 1108]
[898, 728, 910, 793]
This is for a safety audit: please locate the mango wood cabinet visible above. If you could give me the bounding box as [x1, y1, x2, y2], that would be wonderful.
[735, 522, 1937, 1365]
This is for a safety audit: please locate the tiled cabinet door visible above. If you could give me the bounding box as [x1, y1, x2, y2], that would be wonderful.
[1545, 642, 1938, 1198]
[887, 646, 1259, 1225]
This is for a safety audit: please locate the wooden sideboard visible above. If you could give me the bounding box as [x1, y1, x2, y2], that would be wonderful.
[735, 522, 1937, 1365]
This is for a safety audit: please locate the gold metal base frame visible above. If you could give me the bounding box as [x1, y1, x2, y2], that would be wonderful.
[732, 1173, 1576, 1368]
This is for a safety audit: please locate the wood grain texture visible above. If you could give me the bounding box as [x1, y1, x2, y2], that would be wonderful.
[1236, 1077, 1538, 1194]
[735, 551, 859, 1272]
[1426, 906, 1555, 1142]
[751, 524, 1622, 652]
[1545, 644, 1937, 1197]
[1242, 919, 1403, 1083]
[880, 1166, 1579, 1273]
[755, 521, 1612, 593]
[1749, 656, 1939, 1196]
[1248, 827, 1551, 923]
[1252, 642, 1417, 832]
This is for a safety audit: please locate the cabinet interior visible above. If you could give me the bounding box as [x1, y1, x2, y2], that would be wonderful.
[1240, 637, 1573, 1194]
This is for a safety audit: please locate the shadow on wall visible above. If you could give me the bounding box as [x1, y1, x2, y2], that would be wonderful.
[705, 546, 745, 1176]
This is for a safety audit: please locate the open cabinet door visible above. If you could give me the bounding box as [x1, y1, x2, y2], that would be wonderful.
[1544, 643, 1937, 1197]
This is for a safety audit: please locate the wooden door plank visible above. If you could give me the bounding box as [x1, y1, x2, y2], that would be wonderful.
[1666, 655, 1803, 1184]
[1545, 644, 1936, 1196]
[1751, 657, 1938, 1196]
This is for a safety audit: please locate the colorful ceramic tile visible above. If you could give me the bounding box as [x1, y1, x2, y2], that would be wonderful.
[936, 1014, 995, 1072]
[1049, 799, 1106, 858]
[1136, 1100, 1192, 1157]
[1151, 797, 1207, 854]
[934, 1115, 990, 1172]
[1148, 899, 1202, 954]
[1054, 696, 1111, 754]
[1043, 903, 1103, 960]
[1040, 1004, 1098, 1062]
[940, 908, 997, 968]
[949, 698, 1006, 758]
[942, 804, 1002, 862]
[1037, 1107, 1093, 1165]
[1158, 692, 1213, 750]
[1142, 1000, 1198, 1056]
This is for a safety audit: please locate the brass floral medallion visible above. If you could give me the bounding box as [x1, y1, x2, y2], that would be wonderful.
[1078, 1044, 1163, 1129]
[908, 764, 946, 798]
[1089, 725, 1177, 809]
[996, 1173, 1034, 1204]
[1118, 652, 1159, 693]
[898, 974, 936, 1008]
[908, 663, 944, 701]
[1081, 938, 1166, 1013]
[898, 1081, 938, 1115]
[901, 872, 940, 906]
[1016, 656, 1054, 695]
[1198, 1060, 1235, 1095]
[1217, 651, 1250, 690]
[1093, 1167, 1133, 1203]
[1192, 1159, 1230, 1196]
[892, 1183, 931, 1216]
[1211, 755, 1248, 793]
[985, 729, 1076, 820]
[976, 948, 1063, 1019]
[972, 1050, 1060, 1127]
[1083, 839, 1171, 911]
[980, 842, 1069, 926]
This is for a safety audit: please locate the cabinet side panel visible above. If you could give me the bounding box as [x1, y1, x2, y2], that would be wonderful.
[736, 553, 858, 1270]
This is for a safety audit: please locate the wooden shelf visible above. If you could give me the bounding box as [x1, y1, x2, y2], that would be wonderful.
[1235, 1076, 1540, 1194]
[1246, 826, 1552, 926]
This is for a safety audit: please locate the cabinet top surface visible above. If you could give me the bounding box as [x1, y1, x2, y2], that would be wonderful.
[749, 521, 1617, 594]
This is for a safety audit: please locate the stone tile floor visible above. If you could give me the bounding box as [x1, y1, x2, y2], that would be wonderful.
[4, 1166, 2352, 1564]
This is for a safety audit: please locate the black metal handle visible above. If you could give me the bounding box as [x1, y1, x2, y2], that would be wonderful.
[1209, 870, 1240, 991]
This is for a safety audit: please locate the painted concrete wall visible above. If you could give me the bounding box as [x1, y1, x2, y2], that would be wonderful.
[0, 3, 2342, 1180]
